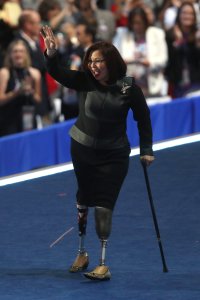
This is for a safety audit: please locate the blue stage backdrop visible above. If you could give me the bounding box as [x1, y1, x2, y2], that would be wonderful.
[0, 96, 200, 177]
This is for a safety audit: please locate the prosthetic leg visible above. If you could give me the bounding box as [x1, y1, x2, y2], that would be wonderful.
[84, 206, 112, 280]
[69, 204, 89, 272]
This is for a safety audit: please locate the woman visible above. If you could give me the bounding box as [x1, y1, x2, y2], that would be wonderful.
[113, 6, 168, 97]
[0, 40, 41, 136]
[110, 0, 143, 27]
[165, 1, 200, 98]
[158, 0, 181, 30]
[38, 0, 78, 32]
[41, 25, 154, 281]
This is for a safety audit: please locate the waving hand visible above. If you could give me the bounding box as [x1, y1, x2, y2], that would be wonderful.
[40, 25, 57, 56]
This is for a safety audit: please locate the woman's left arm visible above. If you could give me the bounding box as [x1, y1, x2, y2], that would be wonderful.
[130, 83, 155, 166]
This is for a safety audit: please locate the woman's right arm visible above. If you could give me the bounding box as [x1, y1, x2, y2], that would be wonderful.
[44, 52, 90, 91]
[0, 68, 20, 105]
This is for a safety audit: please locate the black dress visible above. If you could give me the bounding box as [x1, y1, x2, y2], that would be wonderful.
[45, 53, 153, 210]
[0, 68, 35, 137]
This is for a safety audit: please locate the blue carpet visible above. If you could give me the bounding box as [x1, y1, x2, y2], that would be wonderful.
[0, 142, 200, 299]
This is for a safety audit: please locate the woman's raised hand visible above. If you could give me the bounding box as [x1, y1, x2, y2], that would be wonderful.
[40, 25, 57, 56]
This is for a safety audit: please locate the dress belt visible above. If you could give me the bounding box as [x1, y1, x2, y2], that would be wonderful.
[69, 125, 129, 149]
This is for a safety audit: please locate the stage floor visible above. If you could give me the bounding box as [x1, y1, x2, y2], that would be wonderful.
[0, 137, 200, 300]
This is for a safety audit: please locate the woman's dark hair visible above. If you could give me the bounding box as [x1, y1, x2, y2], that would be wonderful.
[175, 1, 197, 32]
[127, 6, 150, 31]
[82, 41, 127, 83]
[38, 0, 61, 21]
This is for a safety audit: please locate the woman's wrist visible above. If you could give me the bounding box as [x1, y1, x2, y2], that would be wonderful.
[47, 48, 57, 57]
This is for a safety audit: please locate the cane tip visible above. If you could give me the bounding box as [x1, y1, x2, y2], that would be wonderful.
[163, 267, 169, 273]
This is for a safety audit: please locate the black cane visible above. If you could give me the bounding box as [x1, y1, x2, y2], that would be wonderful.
[141, 162, 168, 273]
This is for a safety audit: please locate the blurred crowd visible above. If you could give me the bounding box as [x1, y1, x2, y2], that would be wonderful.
[1, 0, 200, 137]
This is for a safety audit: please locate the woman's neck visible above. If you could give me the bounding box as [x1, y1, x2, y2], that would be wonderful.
[135, 32, 145, 42]
[181, 25, 193, 35]
[13, 64, 26, 69]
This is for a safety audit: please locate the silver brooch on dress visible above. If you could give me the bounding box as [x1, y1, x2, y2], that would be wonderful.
[121, 82, 131, 94]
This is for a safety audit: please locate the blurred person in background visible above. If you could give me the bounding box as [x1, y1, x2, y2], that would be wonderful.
[158, 0, 200, 30]
[113, 6, 168, 97]
[38, 0, 79, 33]
[16, 9, 52, 125]
[0, 0, 21, 66]
[52, 21, 97, 121]
[160, 0, 181, 30]
[110, 0, 154, 27]
[73, 21, 97, 61]
[111, 0, 141, 27]
[60, 21, 79, 47]
[21, 0, 40, 9]
[75, 0, 116, 42]
[0, 0, 22, 28]
[0, 40, 41, 136]
[165, 1, 200, 98]
[38, 0, 79, 116]
[59, 21, 97, 120]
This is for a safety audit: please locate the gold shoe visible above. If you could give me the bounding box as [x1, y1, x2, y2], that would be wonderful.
[84, 265, 111, 281]
[69, 252, 89, 273]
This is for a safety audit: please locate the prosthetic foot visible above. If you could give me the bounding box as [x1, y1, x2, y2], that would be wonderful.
[69, 252, 89, 273]
[69, 203, 89, 273]
[84, 265, 111, 281]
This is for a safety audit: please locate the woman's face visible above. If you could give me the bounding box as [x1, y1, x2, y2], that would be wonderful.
[179, 5, 196, 28]
[11, 44, 27, 67]
[88, 50, 109, 84]
[131, 15, 146, 35]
